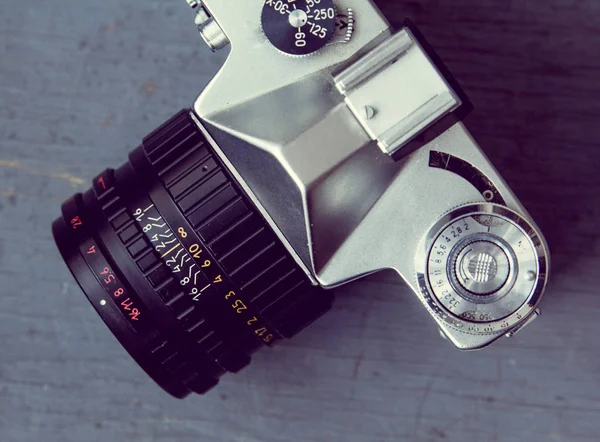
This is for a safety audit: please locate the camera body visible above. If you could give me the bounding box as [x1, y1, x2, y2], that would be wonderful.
[53, 0, 550, 397]
[189, 0, 549, 350]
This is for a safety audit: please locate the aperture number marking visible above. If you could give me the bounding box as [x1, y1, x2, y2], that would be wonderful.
[81, 240, 142, 322]
[133, 201, 278, 344]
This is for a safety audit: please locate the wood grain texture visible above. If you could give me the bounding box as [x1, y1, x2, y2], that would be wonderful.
[0, 1, 599, 441]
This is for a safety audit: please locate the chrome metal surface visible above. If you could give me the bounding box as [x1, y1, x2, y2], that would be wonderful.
[190, 2, 230, 51]
[198, 18, 229, 51]
[416, 204, 548, 349]
[195, 0, 392, 274]
[289, 9, 309, 28]
[333, 29, 460, 155]
[506, 308, 542, 338]
[194, 8, 210, 26]
[185, 0, 200, 9]
[441, 233, 518, 307]
[191, 0, 551, 350]
[452, 236, 512, 296]
[364, 105, 376, 120]
[333, 31, 414, 95]
[188, 111, 318, 285]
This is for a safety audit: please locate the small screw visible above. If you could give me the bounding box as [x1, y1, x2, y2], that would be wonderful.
[364, 106, 376, 120]
[100, 300, 107, 306]
[483, 190, 494, 201]
[525, 271, 536, 281]
[186, 0, 200, 8]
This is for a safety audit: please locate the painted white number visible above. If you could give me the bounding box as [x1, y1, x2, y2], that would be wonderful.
[309, 22, 327, 39]
[313, 8, 335, 20]
[295, 31, 306, 47]
[272, 0, 288, 14]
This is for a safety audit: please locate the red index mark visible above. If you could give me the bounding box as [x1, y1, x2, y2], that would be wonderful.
[87, 245, 96, 254]
[97, 176, 106, 190]
[70, 216, 83, 230]
[93, 171, 114, 196]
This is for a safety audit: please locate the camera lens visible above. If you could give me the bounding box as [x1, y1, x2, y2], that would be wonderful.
[52, 110, 334, 398]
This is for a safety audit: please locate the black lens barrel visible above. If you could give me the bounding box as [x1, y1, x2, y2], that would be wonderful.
[52, 110, 334, 398]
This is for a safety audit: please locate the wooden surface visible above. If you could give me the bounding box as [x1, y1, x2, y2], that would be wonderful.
[1, 1, 599, 441]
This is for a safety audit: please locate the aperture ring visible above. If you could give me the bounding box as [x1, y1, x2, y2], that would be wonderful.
[94, 169, 238, 352]
[88, 170, 233, 392]
[56, 194, 210, 397]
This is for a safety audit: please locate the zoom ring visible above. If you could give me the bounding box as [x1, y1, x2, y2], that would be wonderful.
[140, 110, 334, 338]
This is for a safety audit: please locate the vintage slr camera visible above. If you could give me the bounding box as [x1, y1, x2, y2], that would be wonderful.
[53, 0, 550, 398]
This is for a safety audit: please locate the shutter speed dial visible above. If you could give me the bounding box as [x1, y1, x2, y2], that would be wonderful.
[262, 0, 337, 56]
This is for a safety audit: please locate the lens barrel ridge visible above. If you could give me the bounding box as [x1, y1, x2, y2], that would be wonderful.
[52, 110, 334, 397]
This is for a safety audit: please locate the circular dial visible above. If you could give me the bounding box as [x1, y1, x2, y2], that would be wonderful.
[448, 233, 517, 302]
[454, 239, 511, 295]
[416, 204, 548, 335]
[261, 0, 337, 56]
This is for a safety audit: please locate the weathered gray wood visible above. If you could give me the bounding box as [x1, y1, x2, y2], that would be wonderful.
[0, 0, 599, 441]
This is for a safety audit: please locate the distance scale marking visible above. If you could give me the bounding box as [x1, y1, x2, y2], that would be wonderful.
[79, 238, 154, 333]
[133, 199, 279, 345]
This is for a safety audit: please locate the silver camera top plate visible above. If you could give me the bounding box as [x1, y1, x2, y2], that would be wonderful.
[186, 0, 550, 349]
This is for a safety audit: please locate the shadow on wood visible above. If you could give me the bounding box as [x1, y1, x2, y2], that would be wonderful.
[378, 0, 600, 284]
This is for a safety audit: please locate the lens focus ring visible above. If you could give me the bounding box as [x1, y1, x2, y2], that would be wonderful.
[134, 110, 332, 339]
[93, 169, 247, 374]
[53, 109, 333, 398]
